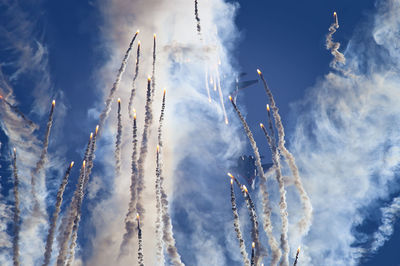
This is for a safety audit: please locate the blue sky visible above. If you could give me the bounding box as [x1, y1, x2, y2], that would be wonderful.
[1, 0, 400, 265]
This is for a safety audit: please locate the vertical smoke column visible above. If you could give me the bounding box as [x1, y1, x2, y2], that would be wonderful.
[250, 242, 255, 266]
[229, 96, 281, 265]
[119, 109, 138, 256]
[260, 123, 289, 266]
[158, 90, 184, 265]
[194, 0, 201, 35]
[31, 100, 55, 215]
[42, 161, 74, 266]
[257, 69, 312, 236]
[66, 125, 99, 265]
[136, 77, 153, 218]
[293, 247, 300, 266]
[12, 148, 20, 266]
[151, 34, 157, 98]
[229, 177, 250, 266]
[155, 145, 163, 264]
[137, 214, 144, 266]
[128, 41, 141, 118]
[98, 30, 139, 131]
[115, 98, 122, 176]
[326, 12, 345, 68]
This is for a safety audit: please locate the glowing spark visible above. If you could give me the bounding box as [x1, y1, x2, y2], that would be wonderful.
[266, 104, 270, 112]
[70, 161, 74, 168]
[52, 100, 56, 106]
[257, 69, 262, 75]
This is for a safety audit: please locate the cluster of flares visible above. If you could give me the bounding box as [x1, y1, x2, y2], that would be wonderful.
[0, 7, 351, 266]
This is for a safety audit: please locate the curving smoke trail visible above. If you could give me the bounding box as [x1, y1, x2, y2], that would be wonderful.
[137, 215, 144, 266]
[115, 99, 122, 176]
[257, 70, 312, 237]
[98, 30, 139, 131]
[42, 161, 74, 266]
[229, 96, 281, 265]
[119, 110, 139, 257]
[136, 77, 153, 218]
[229, 178, 250, 266]
[260, 123, 289, 266]
[31, 100, 55, 216]
[128, 42, 141, 118]
[157, 90, 184, 265]
[0, 96, 36, 127]
[194, 0, 201, 35]
[12, 148, 20, 266]
[326, 12, 345, 69]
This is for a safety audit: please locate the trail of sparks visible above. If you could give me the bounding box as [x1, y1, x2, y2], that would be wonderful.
[157, 91, 184, 265]
[119, 110, 138, 257]
[326, 12, 345, 69]
[12, 148, 20, 266]
[257, 69, 312, 237]
[137, 215, 144, 266]
[42, 162, 74, 266]
[229, 178, 250, 266]
[128, 41, 141, 118]
[215, 66, 228, 124]
[31, 100, 55, 216]
[260, 123, 289, 266]
[194, 0, 201, 35]
[98, 30, 139, 131]
[136, 77, 153, 218]
[229, 96, 281, 265]
[115, 99, 122, 176]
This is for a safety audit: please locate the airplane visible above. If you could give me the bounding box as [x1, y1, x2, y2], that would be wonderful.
[234, 155, 273, 189]
[230, 73, 258, 101]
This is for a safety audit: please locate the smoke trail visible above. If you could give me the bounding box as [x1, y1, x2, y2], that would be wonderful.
[157, 90, 184, 265]
[119, 110, 138, 257]
[137, 214, 144, 266]
[293, 247, 300, 266]
[31, 100, 55, 216]
[115, 98, 122, 176]
[151, 34, 157, 98]
[229, 178, 250, 266]
[42, 162, 74, 266]
[257, 70, 312, 236]
[12, 148, 20, 266]
[205, 68, 211, 103]
[326, 12, 345, 69]
[250, 242, 255, 266]
[194, 0, 201, 35]
[369, 197, 400, 253]
[155, 146, 163, 263]
[136, 77, 153, 218]
[0, 96, 36, 127]
[66, 127, 99, 265]
[260, 123, 289, 266]
[98, 30, 139, 131]
[128, 42, 141, 118]
[229, 96, 281, 265]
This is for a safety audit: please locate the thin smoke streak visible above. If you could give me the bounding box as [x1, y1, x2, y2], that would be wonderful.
[31, 100, 55, 216]
[293, 247, 300, 266]
[155, 146, 163, 263]
[229, 96, 281, 265]
[326, 12, 345, 69]
[157, 91, 184, 265]
[215, 65, 228, 124]
[151, 34, 157, 98]
[0, 96, 36, 127]
[137, 215, 144, 266]
[261, 123, 289, 266]
[258, 69, 312, 237]
[12, 148, 20, 266]
[205, 67, 211, 103]
[230, 178, 250, 266]
[115, 99, 122, 176]
[128, 41, 141, 118]
[194, 0, 201, 35]
[42, 162, 74, 266]
[119, 110, 138, 257]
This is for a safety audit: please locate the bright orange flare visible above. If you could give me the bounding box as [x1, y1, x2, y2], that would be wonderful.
[148, 76, 151, 81]
[83, 160, 86, 168]
[157, 145, 160, 152]
[260, 123, 264, 128]
[117, 98, 121, 103]
[136, 29, 140, 34]
[229, 95, 233, 101]
[133, 109, 137, 120]
[90, 132, 93, 139]
[252, 242, 255, 249]
[257, 69, 262, 75]
[163, 88, 166, 95]
[154, 33, 156, 38]
[297, 246, 301, 253]
[0, 95, 3, 99]
[138, 40, 141, 46]
[70, 161, 75, 168]
[230, 179, 233, 185]
[136, 213, 140, 220]
[266, 104, 270, 112]
[227, 173, 234, 179]
[52, 100, 56, 106]
[95, 125, 99, 135]
[333, 12, 337, 17]
[243, 185, 248, 193]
